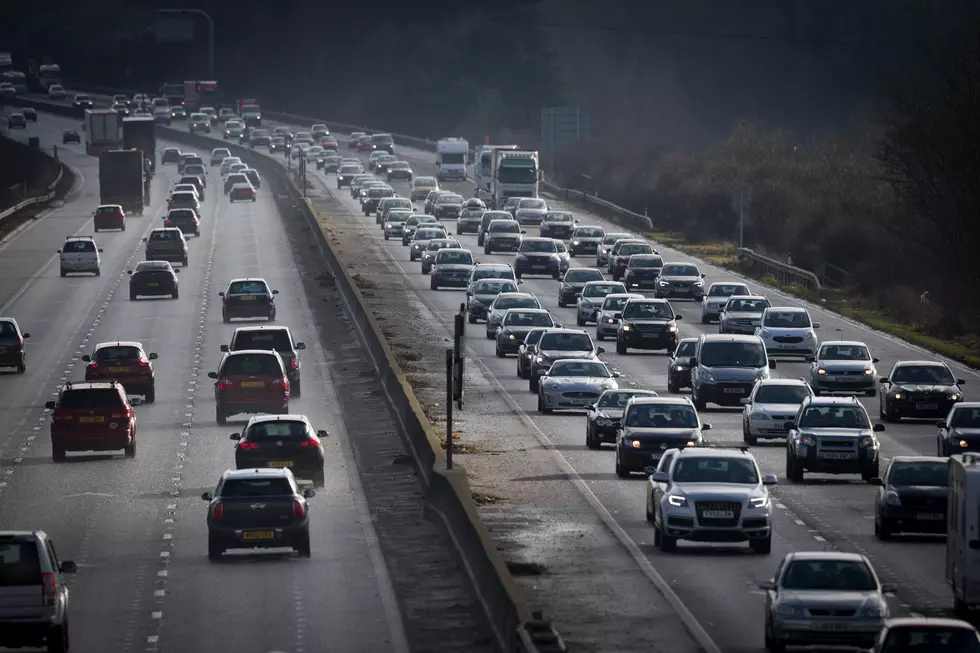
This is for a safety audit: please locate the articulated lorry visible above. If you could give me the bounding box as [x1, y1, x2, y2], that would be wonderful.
[99, 149, 145, 215]
[473, 145, 518, 202]
[84, 109, 122, 156]
[487, 149, 540, 209]
[436, 138, 469, 181]
[122, 116, 156, 178]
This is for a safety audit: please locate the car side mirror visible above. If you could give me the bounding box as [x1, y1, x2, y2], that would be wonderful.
[763, 474, 778, 485]
[596, 346, 605, 354]
[303, 489, 316, 499]
[644, 466, 658, 476]
[758, 580, 775, 591]
[740, 397, 751, 405]
[872, 357, 880, 363]
[520, 230, 527, 235]
[220, 345, 229, 352]
[958, 378, 966, 385]
[769, 360, 777, 369]
[98, 249, 104, 253]
[554, 323, 562, 328]
[881, 583, 896, 594]
[701, 273, 706, 278]
[148, 353, 158, 360]
[174, 269, 180, 274]
[81, 355, 91, 362]
[130, 396, 144, 406]
[701, 423, 712, 431]
[517, 279, 524, 284]
[45, 401, 56, 410]
[22, 333, 30, 338]
[970, 540, 980, 551]
[229, 433, 241, 440]
[612, 371, 621, 378]
[688, 357, 698, 367]
[272, 290, 279, 295]
[812, 322, 821, 329]
[873, 423, 885, 432]
[201, 492, 213, 501]
[879, 377, 888, 384]
[652, 471, 669, 483]
[784, 422, 795, 431]
[869, 477, 883, 486]
[127, 270, 133, 275]
[142, 238, 147, 242]
[207, 372, 218, 379]
[59, 560, 77, 573]
[218, 291, 225, 297]
[613, 312, 622, 319]
[936, 420, 947, 428]
[317, 429, 329, 438]
[805, 356, 814, 363]
[56, 249, 62, 253]
[295, 342, 306, 350]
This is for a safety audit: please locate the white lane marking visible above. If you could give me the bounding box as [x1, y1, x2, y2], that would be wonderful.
[813, 535, 827, 542]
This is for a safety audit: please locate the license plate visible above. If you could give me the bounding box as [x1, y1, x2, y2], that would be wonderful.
[702, 510, 734, 519]
[778, 343, 798, 349]
[649, 453, 662, 461]
[239, 296, 256, 301]
[79, 416, 105, 423]
[819, 452, 854, 460]
[242, 531, 275, 540]
[834, 376, 859, 381]
[531, 265, 546, 270]
[917, 512, 945, 520]
[240, 381, 265, 388]
[146, 282, 159, 287]
[723, 388, 745, 394]
[109, 367, 129, 373]
[815, 623, 849, 631]
[915, 403, 939, 410]
[267, 460, 293, 468]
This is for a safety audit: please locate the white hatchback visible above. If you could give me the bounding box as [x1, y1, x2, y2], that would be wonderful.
[59, 237, 103, 277]
[755, 306, 820, 358]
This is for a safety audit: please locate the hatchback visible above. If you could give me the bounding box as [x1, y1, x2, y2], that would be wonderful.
[82, 341, 159, 402]
[231, 414, 327, 484]
[0, 318, 29, 374]
[144, 228, 188, 266]
[209, 350, 290, 423]
[93, 204, 126, 232]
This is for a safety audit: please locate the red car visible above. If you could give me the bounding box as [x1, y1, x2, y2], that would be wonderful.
[82, 341, 159, 402]
[93, 204, 126, 232]
[45, 380, 140, 460]
[230, 183, 256, 202]
[357, 137, 375, 152]
[209, 349, 290, 424]
[319, 136, 338, 150]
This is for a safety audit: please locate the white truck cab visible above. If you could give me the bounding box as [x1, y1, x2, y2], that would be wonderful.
[435, 138, 469, 181]
[947, 453, 980, 617]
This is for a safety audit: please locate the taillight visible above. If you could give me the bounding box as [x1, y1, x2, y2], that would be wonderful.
[290, 359, 298, 370]
[14, 337, 23, 351]
[111, 406, 133, 420]
[292, 499, 305, 519]
[164, 220, 173, 227]
[238, 441, 260, 451]
[299, 438, 319, 448]
[217, 379, 234, 391]
[87, 362, 98, 371]
[41, 572, 56, 606]
[211, 501, 223, 520]
[139, 360, 150, 368]
[271, 377, 288, 390]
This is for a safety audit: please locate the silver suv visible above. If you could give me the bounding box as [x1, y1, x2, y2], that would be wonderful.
[0, 531, 76, 651]
[648, 446, 777, 554]
[784, 395, 885, 482]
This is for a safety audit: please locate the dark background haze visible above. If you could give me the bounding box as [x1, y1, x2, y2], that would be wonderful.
[0, 0, 954, 148]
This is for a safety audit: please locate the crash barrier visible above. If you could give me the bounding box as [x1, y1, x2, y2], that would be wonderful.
[737, 247, 822, 292]
[0, 135, 66, 224]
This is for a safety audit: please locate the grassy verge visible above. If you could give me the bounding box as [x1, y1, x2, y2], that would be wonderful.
[650, 231, 980, 370]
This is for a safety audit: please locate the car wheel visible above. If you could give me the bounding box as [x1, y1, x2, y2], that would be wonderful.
[384, 233, 389, 240]
[658, 523, 677, 552]
[667, 378, 677, 393]
[125, 437, 136, 458]
[292, 378, 302, 398]
[586, 428, 600, 450]
[875, 514, 892, 540]
[495, 344, 505, 358]
[615, 454, 630, 478]
[52, 444, 66, 462]
[529, 376, 539, 393]
[701, 314, 709, 325]
[558, 299, 565, 308]
[222, 311, 230, 324]
[208, 537, 224, 560]
[616, 340, 627, 355]
[295, 531, 312, 558]
[16, 362, 26, 374]
[46, 620, 69, 653]
[786, 454, 803, 483]
[596, 332, 604, 341]
[145, 386, 156, 404]
[576, 315, 585, 327]
[173, 289, 179, 299]
[216, 406, 227, 425]
[750, 533, 772, 554]
[468, 313, 477, 324]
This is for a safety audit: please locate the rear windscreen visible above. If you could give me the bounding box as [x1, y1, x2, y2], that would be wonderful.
[0, 541, 41, 586]
[95, 346, 142, 361]
[229, 281, 268, 294]
[60, 388, 124, 409]
[150, 230, 180, 241]
[0, 322, 17, 338]
[222, 354, 281, 375]
[233, 331, 292, 352]
[64, 240, 95, 253]
[220, 478, 293, 497]
[247, 421, 309, 439]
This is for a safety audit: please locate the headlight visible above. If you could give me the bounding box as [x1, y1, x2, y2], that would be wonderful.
[622, 324, 632, 331]
[750, 412, 769, 420]
[516, 254, 528, 261]
[799, 435, 816, 446]
[960, 439, 970, 448]
[536, 357, 545, 364]
[596, 418, 611, 427]
[950, 394, 961, 401]
[658, 280, 669, 287]
[385, 223, 392, 228]
[693, 280, 703, 286]
[698, 368, 713, 381]
[631, 440, 642, 448]
[860, 606, 887, 618]
[607, 319, 615, 324]
[804, 331, 814, 339]
[750, 496, 769, 508]
[667, 494, 687, 507]
[508, 334, 516, 340]
[667, 324, 677, 332]
[892, 393, 903, 399]
[864, 369, 874, 375]
[861, 436, 877, 448]
[573, 240, 580, 245]
[760, 329, 771, 337]
[674, 365, 688, 371]
[884, 490, 902, 506]
[817, 368, 827, 375]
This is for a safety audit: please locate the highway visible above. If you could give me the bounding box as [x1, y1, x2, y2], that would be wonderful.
[0, 110, 494, 653]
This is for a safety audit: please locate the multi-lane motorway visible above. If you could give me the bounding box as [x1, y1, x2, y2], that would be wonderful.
[0, 110, 495, 653]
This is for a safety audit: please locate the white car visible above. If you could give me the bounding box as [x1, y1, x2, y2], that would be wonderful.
[701, 281, 751, 324]
[219, 157, 242, 176]
[513, 198, 548, 225]
[305, 145, 325, 162]
[170, 184, 200, 200]
[210, 148, 231, 165]
[755, 306, 820, 358]
[47, 84, 66, 100]
[741, 378, 813, 445]
[59, 236, 103, 277]
[0, 82, 16, 98]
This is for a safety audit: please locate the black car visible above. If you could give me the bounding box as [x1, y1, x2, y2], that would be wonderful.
[222, 326, 306, 396]
[371, 133, 394, 154]
[586, 389, 660, 449]
[872, 456, 948, 539]
[22, 107, 37, 122]
[623, 254, 664, 290]
[250, 129, 271, 147]
[434, 194, 464, 220]
[495, 309, 556, 357]
[220, 278, 279, 322]
[558, 268, 604, 308]
[202, 468, 315, 559]
[539, 211, 577, 239]
[615, 298, 682, 354]
[937, 403, 980, 456]
[878, 360, 965, 422]
[667, 338, 698, 393]
[128, 261, 180, 300]
[0, 317, 30, 373]
[231, 415, 327, 485]
[164, 208, 200, 237]
[62, 130, 81, 144]
[7, 113, 26, 129]
[161, 148, 182, 164]
[270, 137, 287, 152]
[516, 328, 548, 379]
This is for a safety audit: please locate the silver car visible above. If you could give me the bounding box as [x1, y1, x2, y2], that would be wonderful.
[760, 551, 893, 650]
[808, 340, 879, 396]
[383, 209, 412, 240]
[596, 232, 632, 267]
[402, 215, 441, 245]
[701, 281, 751, 323]
[569, 226, 605, 257]
[485, 292, 541, 339]
[576, 281, 627, 326]
[514, 197, 548, 225]
[756, 307, 820, 358]
[409, 227, 449, 261]
[420, 239, 462, 275]
[741, 378, 813, 445]
[654, 262, 706, 300]
[537, 358, 620, 413]
[467, 278, 519, 324]
[648, 446, 775, 553]
[555, 240, 570, 274]
[719, 295, 771, 334]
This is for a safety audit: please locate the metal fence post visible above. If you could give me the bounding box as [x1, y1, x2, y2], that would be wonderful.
[453, 306, 464, 409]
[445, 348, 454, 470]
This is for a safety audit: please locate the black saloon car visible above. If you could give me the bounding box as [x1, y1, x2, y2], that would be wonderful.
[872, 456, 948, 539]
[128, 261, 179, 300]
[879, 360, 965, 422]
[220, 278, 279, 322]
[231, 414, 327, 485]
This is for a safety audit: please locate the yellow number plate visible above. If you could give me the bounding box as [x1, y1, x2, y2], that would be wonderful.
[239, 296, 256, 301]
[146, 282, 159, 287]
[242, 531, 275, 540]
[267, 461, 293, 468]
[79, 416, 105, 423]
[239, 381, 265, 388]
[109, 367, 129, 373]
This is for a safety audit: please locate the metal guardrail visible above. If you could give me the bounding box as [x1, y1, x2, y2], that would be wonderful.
[21, 85, 823, 289]
[0, 142, 65, 224]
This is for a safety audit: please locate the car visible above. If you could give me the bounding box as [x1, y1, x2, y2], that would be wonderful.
[21, 108, 37, 122]
[621, 254, 664, 290]
[227, 163, 248, 177]
[456, 207, 485, 235]
[153, 105, 173, 124]
[362, 186, 395, 215]
[689, 334, 775, 409]
[348, 131, 366, 149]
[740, 378, 813, 444]
[538, 358, 619, 413]
[785, 395, 884, 482]
[512, 198, 548, 225]
[0, 318, 30, 374]
[879, 359, 965, 422]
[807, 340, 879, 396]
[183, 163, 207, 182]
[311, 124, 329, 140]
[467, 278, 520, 324]
[937, 402, 980, 456]
[475, 210, 513, 246]
[337, 164, 363, 188]
[304, 145, 325, 162]
[482, 219, 523, 254]
[377, 197, 413, 226]
[220, 278, 278, 322]
[654, 262, 706, 300]
[47, 84, 66, 100]
[367, 150, 388, 169]
[144, 228, 188, 266]
[210, 147, 231, 165]
[528, 328, 604, 392]
[318, 135, 339, 151]
[387, 161, 413, 181]
[209, 349, 290, 423]
[112, 101, 130, 116]
[58, 236, 103, 277]
[0, 82, 15, 98]
[515, 237, 561, 279]
[0, 530, 77, 652]
[371, 132, 395, 154]
[466, 262, 518, 291]
[584, 389, 660, 449]
[230, 183, 257, 202]
[167, 191, 201, 217]
[73, 93, 94, 109]
[609, 241, 656, 280]
[485, 292, 542, 339]
[111, 93, 130, 107]
[568, 226, 605, 257]
[178, 175, 206, 200]
[495, 309, 556, 357]
[6, 113, 26, 129]
[357, 135, 375, 152]
[421, 239, 463, 275]
[615, 298, 682, 355]
[92, 204, 126, 232]
[501, 196, 523, 217]
[219, 156, 243, 176]
[164, 208, 201, 237]
[224, 172, 250, 194]
[430, 248, 475, 290]
[171, 106, 187, 120]
[557, 268, 604, 308]
[554, 240, 570, 274]
[223, 119, 243, 138]
[62, 129, 80, 144]
[201, 468, 314, 559]
[665, 338, 698, 393]
[218, 107, 237, 123]
[271, 137, 288, 153]
[718, 295, 771, 334]
[755, 306, 820, 358]
[423, 190, 451, 215]
[178, 154, 204, 174]
[319, 154, 342, 172]
[871, 456, 948, 539]
[188, 112, 211, 133]
[594, 292, 644, 341]
[230, 414, 327, 485]
[409, 227, 449, 262]
[433, 193, 464, 221]
[383, 209, 412, 240]
[249, 128, 271, 147]
[45, 380, 141, 459]
[161, 148, 182, 164]
[595, 232, 632, 267]
[354, 178, 385, 201]
[539, 211, 576, 239]
[402, 215, 442, 245]
[516, 328, 549, 379]
[760, 552, 893, 650]
[700, 282, 752, 323]
[575, 281, 627, 326]
[222, 326, 307, 397]
[82, 341, 159, 401]
[615, 396, 708, 476]
[199, 106, 218, 121]
[869, 617, 979, 652]
[128, 260, 180, 300]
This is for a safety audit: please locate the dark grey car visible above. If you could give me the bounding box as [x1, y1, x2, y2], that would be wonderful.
[0, 318, 30, 373]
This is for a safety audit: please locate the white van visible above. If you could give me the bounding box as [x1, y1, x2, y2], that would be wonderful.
[947, 453, 980, 616]
[58, 237, 102, 277]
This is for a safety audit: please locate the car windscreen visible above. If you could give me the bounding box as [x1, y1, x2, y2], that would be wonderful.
[150, 230, 181, 241]
[882, 627, 980, 651]
[891, 365, 955, 385]
[59, 388, 124, 409]
[564, 269, 603, 283]
[662, 264, 699, 276]
[550, 361, 609, 377]
[754, 385, 811, 404]
[545, 213, 573, 222]
[623, 302, 673, 320]
[574, 227, 603, 238]
[222, 353, 281, 376]
[234, 330, 292, 352]
[219, 478, 293, 497]
[626, 404, 699, 429]
[246, 421, 309, 440]
[489, 222, 521, 233]
[700, 342, 766, 368]
[597, 391, 655, 408]
[619, 244, 652, 256]
[629, 257, 663, 268]
[819, 345, 870, 361]
[539, 332, 592, 351]
[889, 461, 947, 487]
[0, 541, 41, 586]
[727, 298, 769, 312]
[368, 188, 394, 198]
[520, 240, 557, 253]
[524, 330, 545, 345]
[170, 193, 197, 203]
[415, 229, 446, 241]
[185, 165, 205, 176]
[780, 560, 876, 591]
[798, 405, 871, 429]
[95, 346, 142, 361]
[64, 240, 95, 253]
[602, 234, 631, 245]
[519, 199, 546, 209]
[426, 240, 459, 251]
[582, 283, 624, 297]
[493, 297, 539, 310]
[503, 311, 553, 327]
[228, 281, 268, 294]
[436, 250, 473, 265]
[673, 457, 758, 483]
[764, 311, 811, 328]
[388, 200, 412, 210]
[953, 407, 980, 428]
[475, 280, 517, 295]
[674, 341, 697, 359]
[709, 284, 749, 297]
[602, 295, 638, 311]
[473, 268, 511, 281]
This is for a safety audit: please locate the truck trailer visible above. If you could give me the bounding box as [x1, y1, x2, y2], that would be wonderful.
[122, 116, 157, 179]
[99, 149, 145, 215]
[84, 109, 122, 156]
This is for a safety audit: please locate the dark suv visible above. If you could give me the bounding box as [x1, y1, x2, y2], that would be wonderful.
[0, 318, 30, 374]
[144, 228, 189, 266]
[222, 326, 306, 396]
[45, 381, 141, 460]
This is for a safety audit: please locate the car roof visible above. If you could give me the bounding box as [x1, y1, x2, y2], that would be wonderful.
[62, 381, 120, 391]
[222, 467, 293, 480]
[728, 294, 768, 301]
[97, 203, 123, 210]
[234, 326, 290, 334]
[699, 334, 762, 344]
[803, 395, 863, 406]
[662, 260, 700, 267]
[0, 530, 45, 539]
[630, 253, 662, 259]
[583, 280, 623, 286]
[786, 551, 868, 563]
[225, 348, 282, 357]
[676, 446, 752, 460]
[229, 277, 269, 284]
[66, 236, 96, 242]
[952, 401, 980, 409]
[889, 455, 947, 464]
[756, 377, 809, 386]
[624, 297, 669, 304]
[474, 262, 512, 269]
[708, 280, 748, 287]
[522, 237, 553, 243]
[246, 414, 310, 426]
[818, 340, 868, 348]
[94, 341, 144, 349]
[503, 307, 549, 314]
[676, 337, 698, 344]
[884, 617, 976, 629]
[541, 328, 586, 336]
[765, 306, 807, 313]
[604, 292, 644, 299]
[894, 360, 949, 368]
[494, 292, 535, 300]
[628, 396, 696, 408]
